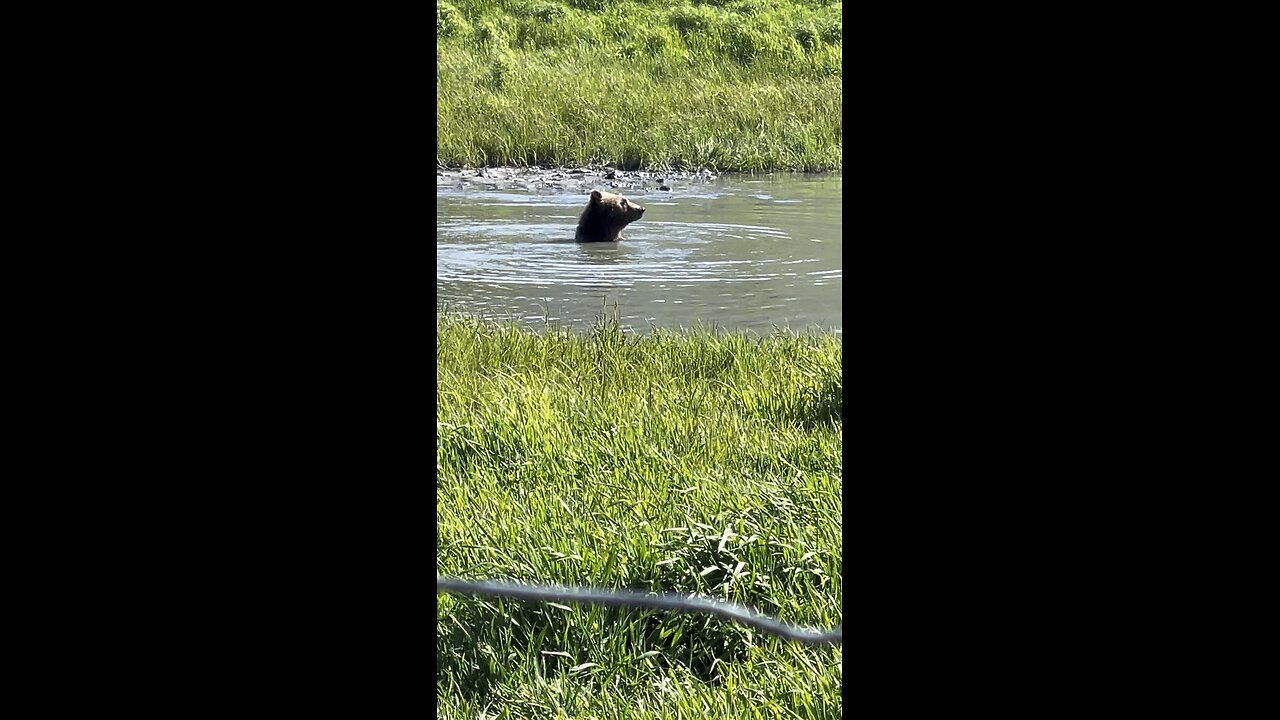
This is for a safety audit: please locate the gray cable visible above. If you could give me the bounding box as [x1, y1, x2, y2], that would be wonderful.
[437, 576, 841, 646]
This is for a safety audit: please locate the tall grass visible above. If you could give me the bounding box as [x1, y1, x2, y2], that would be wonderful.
[437, 0, 843, 172]
[437, 311, 842, 718]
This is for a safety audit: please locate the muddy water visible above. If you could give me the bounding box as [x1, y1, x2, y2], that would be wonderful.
[436, 171, 841, 335]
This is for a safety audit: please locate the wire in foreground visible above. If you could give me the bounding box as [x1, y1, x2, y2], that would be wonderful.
[437, 576, 841, 646]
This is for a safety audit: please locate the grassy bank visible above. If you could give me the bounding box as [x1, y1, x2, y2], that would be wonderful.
[437, 312, 843, 719]
[437, 0, 843, 172]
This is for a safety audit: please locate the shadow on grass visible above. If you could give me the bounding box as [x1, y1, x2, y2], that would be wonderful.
[437, 594, 759, 692]
[744, 374, 842, 431]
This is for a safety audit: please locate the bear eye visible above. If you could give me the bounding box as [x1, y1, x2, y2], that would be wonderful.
[622, 200, 630, 207]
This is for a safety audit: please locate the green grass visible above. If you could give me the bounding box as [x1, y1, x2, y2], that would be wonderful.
[437, 310, 843, 719]
[437, 0, 843, 172]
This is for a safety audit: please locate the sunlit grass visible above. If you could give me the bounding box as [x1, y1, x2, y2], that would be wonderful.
[437, 0, 843, 172]
[437, 310, 842, 719]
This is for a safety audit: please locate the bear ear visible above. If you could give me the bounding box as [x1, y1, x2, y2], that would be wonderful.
[590, 190, 602, 203]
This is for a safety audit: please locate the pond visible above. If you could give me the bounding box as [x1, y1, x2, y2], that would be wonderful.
[436, 170, 842, 335]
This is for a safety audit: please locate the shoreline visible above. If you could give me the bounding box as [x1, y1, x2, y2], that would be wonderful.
[436, 165, 842, 194]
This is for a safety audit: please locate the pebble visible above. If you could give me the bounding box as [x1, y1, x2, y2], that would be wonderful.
[435, 165, 717, 194]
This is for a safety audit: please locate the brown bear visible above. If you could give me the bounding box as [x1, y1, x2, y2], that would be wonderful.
[574, 189, 645, 243]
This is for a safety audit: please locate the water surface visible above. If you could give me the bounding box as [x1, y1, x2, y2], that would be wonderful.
[437, 173, 841, 335]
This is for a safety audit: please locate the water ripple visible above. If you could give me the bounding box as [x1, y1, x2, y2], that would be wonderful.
[437, 174, 842, 333]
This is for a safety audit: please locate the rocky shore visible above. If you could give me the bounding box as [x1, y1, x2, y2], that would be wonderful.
[435, 166, 721, 194]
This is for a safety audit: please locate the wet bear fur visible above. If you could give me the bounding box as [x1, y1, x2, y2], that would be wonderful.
[575, 189, 645, 243]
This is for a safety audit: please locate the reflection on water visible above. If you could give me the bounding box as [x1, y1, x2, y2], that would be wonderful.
[436, 174, 842, 334]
